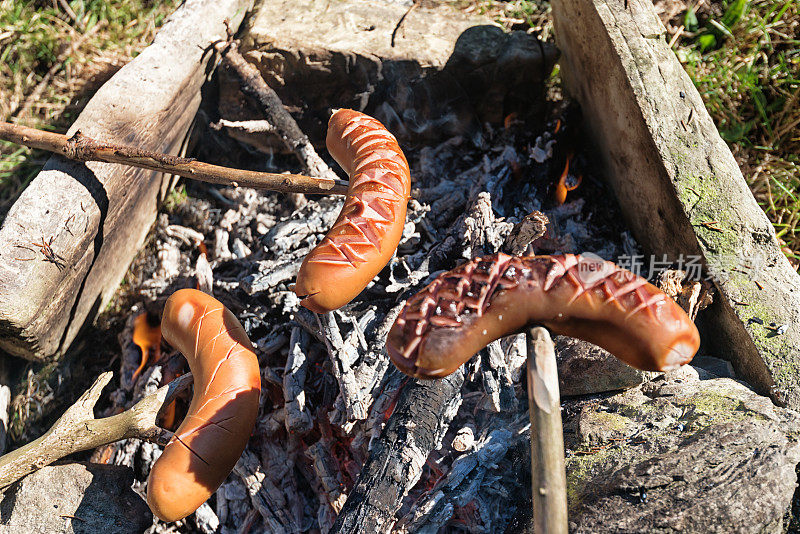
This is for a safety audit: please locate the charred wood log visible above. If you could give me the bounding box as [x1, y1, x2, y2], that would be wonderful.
[331, 368, 465, 533]
[214, 34, 339, 183]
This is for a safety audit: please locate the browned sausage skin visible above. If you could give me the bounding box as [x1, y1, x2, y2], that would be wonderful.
[147, 289, 261, 522]
[387, 253, 700, 379]
[293, 109, 412, 313]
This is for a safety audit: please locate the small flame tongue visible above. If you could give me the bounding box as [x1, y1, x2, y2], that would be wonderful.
[132, 312, 162, 382]
[555, 153, 582, 205]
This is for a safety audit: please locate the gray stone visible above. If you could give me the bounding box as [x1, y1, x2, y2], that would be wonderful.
[552, 0, 800, 409]
[233, 0, 557, 147]
[564, 367, 800, 533]
[556, 336, 658, 397]
[0, 462, 151, 534]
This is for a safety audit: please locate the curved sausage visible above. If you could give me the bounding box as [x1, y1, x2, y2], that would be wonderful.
[387, 253, 700, 379]
[147, 289, 261, 522]
[293, 109, 412, 313]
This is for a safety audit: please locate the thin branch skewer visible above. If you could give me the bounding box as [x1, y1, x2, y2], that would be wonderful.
[0, 371, 193, 490]
[526, 326, 568, 534]
[0, 121, 349, 196]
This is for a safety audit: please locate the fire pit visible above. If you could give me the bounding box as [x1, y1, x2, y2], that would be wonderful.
[0, 0, 799, 533]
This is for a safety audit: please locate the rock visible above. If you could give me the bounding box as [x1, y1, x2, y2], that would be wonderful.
[0, 462, 151, 533]
[691, 354, 736, 379]
[556, 336, 658, 397]
[564, 368, 800, 533]
[230, 0, 558, 149]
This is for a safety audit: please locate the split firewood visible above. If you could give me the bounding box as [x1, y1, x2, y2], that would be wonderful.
[307, 311, 371, 424]
[306, 438, 348, 513]
[503, 210, 549, 255]
[481, 339, 520, 413]
[283, 326, 314, 434]
[0, 121, 348, 196]
[0, 371, 192, 490]
[233, 449, 299, 533]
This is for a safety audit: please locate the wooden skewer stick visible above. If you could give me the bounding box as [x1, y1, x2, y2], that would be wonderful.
[0, 121, 349, 196]
[526, 326, 568, 534]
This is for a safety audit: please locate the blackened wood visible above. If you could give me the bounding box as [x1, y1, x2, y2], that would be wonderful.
[215, 40, 339, 182]
[331, 367, 465, 533]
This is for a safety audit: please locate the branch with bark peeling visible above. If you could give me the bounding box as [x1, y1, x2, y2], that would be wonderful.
[0, 122, 348, 196]
[0, 371, 193, 490]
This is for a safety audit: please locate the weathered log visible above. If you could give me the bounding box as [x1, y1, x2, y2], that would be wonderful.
[0, 0, 250, 360]
[331, 368, 465, 533]
[551, 0, 800, 408]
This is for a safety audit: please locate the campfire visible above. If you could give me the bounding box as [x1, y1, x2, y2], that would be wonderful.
[1, 1, 799, 533]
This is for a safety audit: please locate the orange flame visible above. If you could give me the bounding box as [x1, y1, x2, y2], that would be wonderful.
[555, 154, 582, 205]
[160, 401, 178, 430]
[503, 112, 518, 130]
[131, 312, 162, 382]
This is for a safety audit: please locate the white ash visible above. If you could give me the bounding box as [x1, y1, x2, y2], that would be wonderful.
[102, 103, 641, 532]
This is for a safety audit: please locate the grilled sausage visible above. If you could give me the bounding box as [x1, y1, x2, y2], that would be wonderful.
[294, 109, 411, 312]
[146, 289, 261, 521]
[387, 253, 700, 379]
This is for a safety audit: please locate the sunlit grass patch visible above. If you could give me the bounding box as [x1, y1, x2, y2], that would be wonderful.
[669, 0, 799, 257]
[0, 0, 179, 216]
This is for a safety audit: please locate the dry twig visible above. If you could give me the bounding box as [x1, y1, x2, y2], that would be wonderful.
[0, 371, 193, 490]
[214, 30, 339, 183]
[0, 121, 348, 196]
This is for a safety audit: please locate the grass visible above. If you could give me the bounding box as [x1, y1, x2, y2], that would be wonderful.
[0, 0, 179, 217]
[671, 0, 800, 262]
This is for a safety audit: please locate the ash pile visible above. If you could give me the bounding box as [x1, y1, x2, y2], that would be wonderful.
[99, 70, 639, 533]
